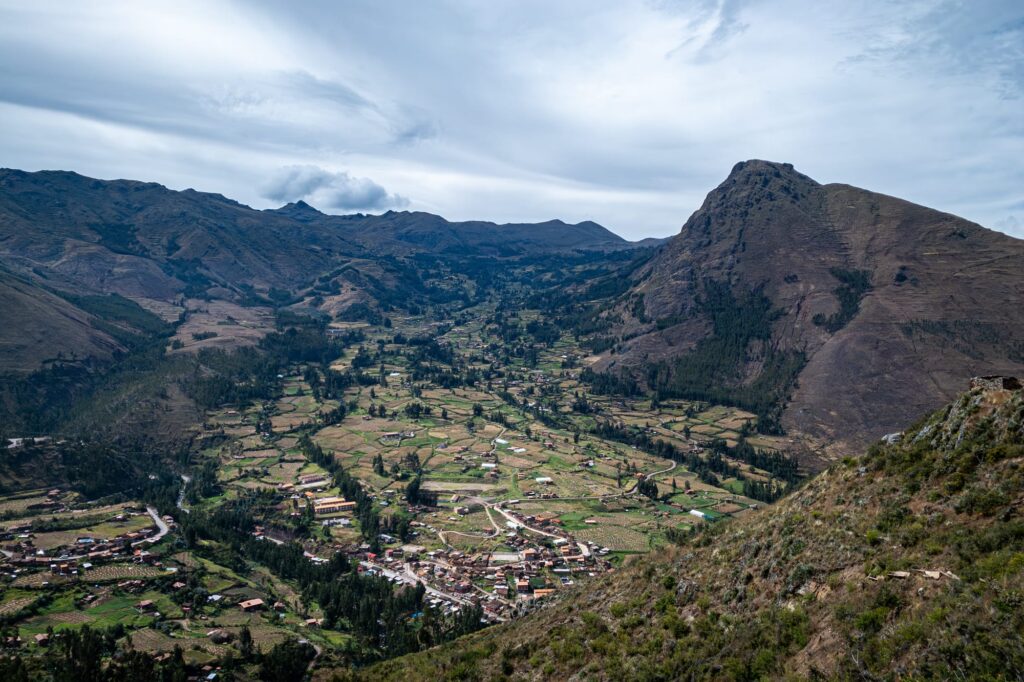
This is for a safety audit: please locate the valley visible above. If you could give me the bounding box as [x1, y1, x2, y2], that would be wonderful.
[2, 2, 1022, 678]
[0, 300, 799, 675]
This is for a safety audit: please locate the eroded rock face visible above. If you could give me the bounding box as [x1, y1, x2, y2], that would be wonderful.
[915, 376, 1024, 452]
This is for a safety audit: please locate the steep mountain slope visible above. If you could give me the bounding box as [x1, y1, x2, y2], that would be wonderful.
[0, 168, 375, 299]
[0, 268, 123, 372]
[368, 377, 1024, 681]
[597, 160, 1024, 458]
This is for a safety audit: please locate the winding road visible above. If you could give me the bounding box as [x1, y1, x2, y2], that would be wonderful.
[131, 507, 170, 546]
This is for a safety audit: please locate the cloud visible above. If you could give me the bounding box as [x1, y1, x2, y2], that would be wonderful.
[0, 0, 1022, 239]
[260, 165, 408, 210]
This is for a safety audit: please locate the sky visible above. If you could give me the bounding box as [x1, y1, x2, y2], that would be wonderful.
[1, 0, 1022, 240]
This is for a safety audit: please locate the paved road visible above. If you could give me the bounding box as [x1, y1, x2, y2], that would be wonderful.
[131, 507, 169, 546]
[359, 560, 476, 608]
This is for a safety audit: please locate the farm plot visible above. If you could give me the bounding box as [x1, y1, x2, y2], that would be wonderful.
[84, 563, 166, 582]
[0, 596, 36, 616]
[0, 494, 52, 515]
[12, 573, 72, 588]
[575, 525, 651, 552]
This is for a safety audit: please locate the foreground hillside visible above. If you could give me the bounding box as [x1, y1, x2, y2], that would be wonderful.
[596, 160, 1024, 458]
[367, 376, 1024, 680]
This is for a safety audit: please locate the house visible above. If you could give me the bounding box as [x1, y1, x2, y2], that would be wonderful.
[312, 497, 356, 516]
[239, 598, 265, 612]
[533, 588, 556, 599]
[688, 509, 707, 520]
[535, 477, 553, 485]
[135, 600, 156, 613]
[34, 633, 49, 647]
[298, 473, 327, 486]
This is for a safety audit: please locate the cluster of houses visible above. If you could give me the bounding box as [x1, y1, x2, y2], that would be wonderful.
[349, 502, 615, 622]
[0, 509, 165, 575]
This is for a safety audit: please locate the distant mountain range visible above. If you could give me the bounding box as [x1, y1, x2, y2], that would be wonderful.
[595, 160, 1024, 460]
[0, 168, 652, 374]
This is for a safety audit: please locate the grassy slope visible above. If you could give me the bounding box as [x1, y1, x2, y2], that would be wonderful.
[363, 381, 1024, 681]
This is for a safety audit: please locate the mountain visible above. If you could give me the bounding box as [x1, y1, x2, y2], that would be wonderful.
[366, 376, 1024, 680]
[0, 168, 643, 375]
[594, 160, 1024, 460]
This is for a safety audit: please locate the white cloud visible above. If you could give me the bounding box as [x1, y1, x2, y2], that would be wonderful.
[260, 165, 407, 210]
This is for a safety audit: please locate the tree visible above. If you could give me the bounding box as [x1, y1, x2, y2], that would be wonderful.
[259, 639, 315, 682]
[638, 477, 658, 500]
[239, 625, 254, 660]
[405, 475, 422, 505]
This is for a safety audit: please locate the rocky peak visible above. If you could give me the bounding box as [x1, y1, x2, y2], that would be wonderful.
[271, 200, 325, 222]
[910, 376, 1024, 453]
